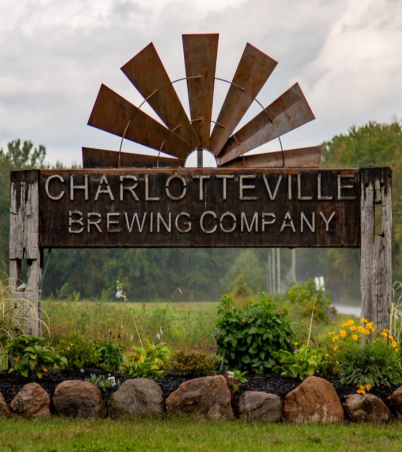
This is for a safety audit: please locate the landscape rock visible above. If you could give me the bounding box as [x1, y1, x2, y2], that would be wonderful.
[0, 391, 11, 416]
[284, 376, 344, 424]
[53, 380, 106, 418]
[386, 386, 402, 419]
[166, 375, 234, 420]
[343, 394, 391, 423]
[238, 391, 282, 422]
[110, 378, 164, 417]
[10, 383, 51, 418]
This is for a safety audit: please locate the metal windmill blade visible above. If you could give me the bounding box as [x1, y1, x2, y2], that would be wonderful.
[88, 84, 192, 161]
[217, 83, 315, 166]
[121, 43, 200, 149]
[182, 33, 219, 149]
[209, 43, 277, 157]
[84, 35, 320, 170]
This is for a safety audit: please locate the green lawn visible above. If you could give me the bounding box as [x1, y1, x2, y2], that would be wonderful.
[1, 417, 402, 452]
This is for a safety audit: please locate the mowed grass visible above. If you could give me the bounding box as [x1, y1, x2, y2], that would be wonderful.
[1, 417, 402, 452]
[42, 301, 218, 350]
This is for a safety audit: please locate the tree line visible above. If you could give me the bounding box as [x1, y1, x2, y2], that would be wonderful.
[1, 119, 401, 302]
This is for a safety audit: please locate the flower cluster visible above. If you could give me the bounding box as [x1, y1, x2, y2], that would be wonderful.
[329, 318, 399, 353]
[357, 383, 372, 395]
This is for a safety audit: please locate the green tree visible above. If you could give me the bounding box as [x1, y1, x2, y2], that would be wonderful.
[319, 120, 402, 294]
[0, 140, 46, 267]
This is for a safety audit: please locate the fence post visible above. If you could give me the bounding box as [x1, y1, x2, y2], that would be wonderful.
[9, 170, 42, 335]
[360, 167, 392, 330]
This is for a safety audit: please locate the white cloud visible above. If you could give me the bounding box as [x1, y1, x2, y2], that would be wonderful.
[0, 0, 401, 164]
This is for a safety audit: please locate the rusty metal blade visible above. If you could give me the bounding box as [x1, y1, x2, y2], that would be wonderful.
[217, 83, 315, 166]
[182, 34, 219, 149]
[82, 147, 183, 169]
[88, 84, 192, 160]
[219, 146, 322, 169]
[121, 43, 200, 149]
[209, 43, 277, 156]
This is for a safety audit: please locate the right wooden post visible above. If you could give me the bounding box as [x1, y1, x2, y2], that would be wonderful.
[360, 167, 392, 330]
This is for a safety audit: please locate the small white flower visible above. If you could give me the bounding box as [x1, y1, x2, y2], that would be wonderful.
[156, 332, 161, 340]
[116, 289, 123, 299]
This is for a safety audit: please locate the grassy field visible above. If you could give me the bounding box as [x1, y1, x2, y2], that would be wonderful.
[1, 417, 402, 452]
[41, 298, 351, 351]
[42, 301, 218, 350]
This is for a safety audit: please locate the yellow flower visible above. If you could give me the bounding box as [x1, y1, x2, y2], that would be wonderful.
[381, 331, 388, 338]
[371, 326, 377, 332]
[332, 336, 339, 342]
[357, 386, 366, 394]
[361, 318, 368, 324]
[352, 334, 358, 341]
[339, 330, 347, 338]
[364, 329, 370, 335]
[66, 347, 70, 351]
[366, 322, 374, 330]
[328, 331, 335, 337]
[365, 384, 372, 391]
[392, 341, 398, 348]
[357, 326, 365, 334]
[350, 325, 356, 331]
[389, 335, 394, 341]
[333, 346, 339, 352]
[342, 320, 354, 328]
[395, 348, 399, 353]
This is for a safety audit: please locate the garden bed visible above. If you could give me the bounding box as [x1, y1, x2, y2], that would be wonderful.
[1, 369, 398, 408]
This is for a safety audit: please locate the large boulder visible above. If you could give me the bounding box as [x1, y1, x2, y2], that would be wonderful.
[238, 391, 282, 422]
[10, 383, 51, 418]
[53, 380, 106, 418]
[386, 386, 402, 419]
[110, 378, 164, 417]
[166, 375, 234, 420]
[343, 394, 391, 423]
[284, 376, 344, 424]
[0, 391, 11, 416]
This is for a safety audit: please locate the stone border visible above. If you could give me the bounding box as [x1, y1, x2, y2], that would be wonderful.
[1, 375, 401, 423]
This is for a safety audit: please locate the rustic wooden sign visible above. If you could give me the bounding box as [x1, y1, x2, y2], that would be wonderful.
[12, 168, 361, 248]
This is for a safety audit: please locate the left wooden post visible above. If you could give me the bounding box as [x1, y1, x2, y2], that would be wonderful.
[9, 170, 43, 336]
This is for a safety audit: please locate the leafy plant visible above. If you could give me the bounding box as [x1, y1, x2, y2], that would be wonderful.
[86, 374, 119, 390]
[0, 278, 50, 369]
[285, 279, 332, 322]
[337, 341, 402, 388]
[225, 370, 248, 395]
[273, 344, 326, 380]
[57, 332, 100, 369]
[93, 341, 124, 372]
[214, 293, 295, 374]
[167, 350, 216, 377]
[6, 334, 67, 379]
[120, 339, 171, 380]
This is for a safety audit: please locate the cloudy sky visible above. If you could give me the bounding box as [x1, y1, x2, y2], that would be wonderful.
[0, 0, 401, 166]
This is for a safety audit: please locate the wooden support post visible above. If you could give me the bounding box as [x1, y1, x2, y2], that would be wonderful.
[360, 168, 392, 330]
[9, 170, 43, 336]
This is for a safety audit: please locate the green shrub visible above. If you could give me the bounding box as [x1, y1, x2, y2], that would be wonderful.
[120, 339, 171, 380]
[6, 334, 67, 379]
[167, 350, 216, 377]
[273, 344, 328, 380]
[57, 332, 100, 369]
[337, 341, 402, 388]
[94, 341, 124, 372]
[214, 294, 295, 374]
[284, 279, 332, 322]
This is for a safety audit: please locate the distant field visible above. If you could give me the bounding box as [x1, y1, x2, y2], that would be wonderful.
[42, 300, 219, 350]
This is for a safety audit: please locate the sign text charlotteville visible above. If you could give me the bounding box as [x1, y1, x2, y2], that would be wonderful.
[35, 168, 360, 248]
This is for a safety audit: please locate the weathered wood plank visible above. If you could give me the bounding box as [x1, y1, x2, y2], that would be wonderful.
[360, 167, 392, 330]
[9, 170, 42, 335]
[38, 168, 361, 248]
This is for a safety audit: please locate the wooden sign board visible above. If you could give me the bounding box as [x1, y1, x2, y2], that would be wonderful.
[12, 168, 360, 249]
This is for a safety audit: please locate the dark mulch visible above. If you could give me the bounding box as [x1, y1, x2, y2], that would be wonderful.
[0, 370, 399, 408]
